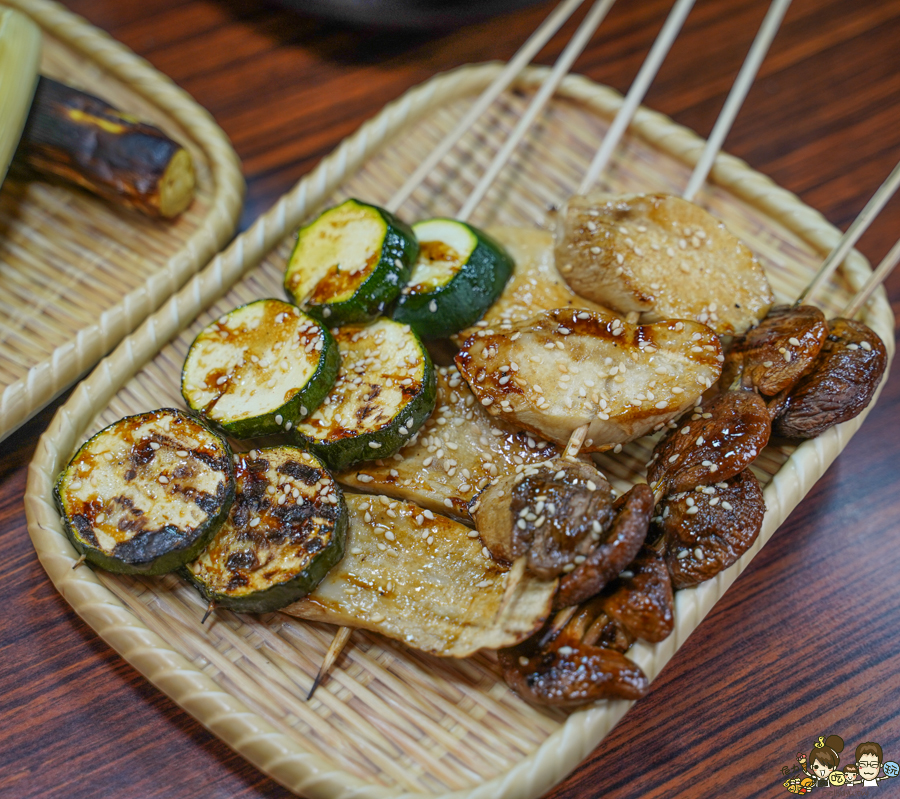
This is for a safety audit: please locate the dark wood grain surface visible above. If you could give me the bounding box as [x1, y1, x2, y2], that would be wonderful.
[2, 1, 899, 797]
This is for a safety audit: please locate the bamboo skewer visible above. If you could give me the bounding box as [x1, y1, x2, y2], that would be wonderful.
[308, 625, 353, 700]
[385, 0, 588, 214]
[577, 0, 697, 194]
[456, 0, 618, 222]
[800, 159, 900, 304]
[682, 0, 793, 202]
[843, 236, 900, 318]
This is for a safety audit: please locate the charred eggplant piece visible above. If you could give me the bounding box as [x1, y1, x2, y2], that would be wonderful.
[472, 460, 614, 579]
[553, 484, 652, 610]
[647, 391, 771, 496]
[774, 318, 887, 439]
[17, 77, 195, 218]
[499, 601, 649, 707]
[597, 546, 674, 644]
[653, 469, 765, 589]
[723, 304, 828, 396]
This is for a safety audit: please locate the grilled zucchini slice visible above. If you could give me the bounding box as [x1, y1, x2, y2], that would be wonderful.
[181, 299, 339, 439]
[284, 198, 417, 326]
[183, 446, 347, 613]
[393, 218, 513, 338]
[293, 317, 436, 471]
[54, 408, 234, 575]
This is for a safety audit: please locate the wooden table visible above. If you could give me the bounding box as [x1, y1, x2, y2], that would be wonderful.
[3, 0, 899, 796]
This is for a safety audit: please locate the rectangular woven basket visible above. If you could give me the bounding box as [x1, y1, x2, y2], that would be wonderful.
[0, 0, 244, 441]
[24, 63, 894, 799]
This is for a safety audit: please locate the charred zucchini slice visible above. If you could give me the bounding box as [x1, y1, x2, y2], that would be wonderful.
[293, 317, 436, 471]
[393, 218, 513, 338]
[181, 299, 339, 439]
[183, 446, 347, 613]
[54, 408, 234, 575]
[284, 198, 417, 326]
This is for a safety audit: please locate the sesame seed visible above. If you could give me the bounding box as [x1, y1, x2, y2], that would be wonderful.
[694, 547, 704, 559]
[176, 450, 189, 457]
[789, 337, 801, 347]
[721, 501, 733, 511]
[481, 397, 493, 406]
[468, 530, 479, 538]
[368, 441, 381, 449]
[95, 513, 106, 524]
[677, 549, 689, 560]
[356, 474, 374, 483]
[158, 475, 169, 484]
[150, 442, 161, 450]
[861, 341, 873, 351]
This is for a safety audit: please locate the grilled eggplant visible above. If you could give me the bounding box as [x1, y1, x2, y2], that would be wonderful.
[55, 408, 234, 575]
[184, 446, 346, 613]
[18, 77, 196, 218]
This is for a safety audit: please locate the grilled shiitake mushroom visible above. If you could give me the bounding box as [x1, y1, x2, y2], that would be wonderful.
[596, 545, 674, 643]
[553, 484, 653, 610]
[499, 602, 649, 707]
[722, 304, 829, 396]
[471, 459, 614, 579]
[773, 317, 887, 439]
[647, 391, 771, 497]
[652, 469, 766, 589]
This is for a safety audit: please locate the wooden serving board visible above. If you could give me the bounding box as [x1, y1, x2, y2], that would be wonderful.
[24, 64, 893, 799]
[0, 0, 243, 440]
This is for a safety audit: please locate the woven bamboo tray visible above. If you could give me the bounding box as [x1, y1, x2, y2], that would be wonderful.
[25, 63, 894, 799]
[0, 0, 244, 440]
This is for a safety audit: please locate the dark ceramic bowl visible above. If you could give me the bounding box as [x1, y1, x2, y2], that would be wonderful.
[276, 0, 548, 29]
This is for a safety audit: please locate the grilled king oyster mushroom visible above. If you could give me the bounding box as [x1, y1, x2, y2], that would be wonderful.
[647, 390, 771, 497]
[283, 494, 557, 657]
[652, 468, 766, 589]
[721, 304, 829, 396]
[555, 193, 774, 336]
[338, 364, 562, 522]
[773, 317, 887, 439]
[455, 308, 723, 452]
[454, 226, 611, 343]
[553, 484, 653, 610]
[471, 460, 614, 579]
[499, 597, 650, 707]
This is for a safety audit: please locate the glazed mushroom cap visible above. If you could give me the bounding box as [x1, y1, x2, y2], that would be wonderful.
[553, 483, 653, 610]
[774, 317, 887, 439]
[654, 469, 766, 589]
[472, 459, 614, 579]
[722, 304, 828, 396]
[647, 390, 771, 496]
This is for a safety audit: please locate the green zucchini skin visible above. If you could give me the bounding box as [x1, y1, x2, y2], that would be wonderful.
[393, 219, 513, 339]
[183, 446, 347, 613]
[284, 198, 418, 327]
[180, 299, 339, 440]
[54, 408, 235, 576]
[293, 318, 437, 472]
